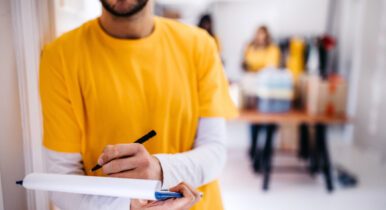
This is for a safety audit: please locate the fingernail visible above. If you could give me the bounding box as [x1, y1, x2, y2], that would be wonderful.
[97, 156, 103, 165]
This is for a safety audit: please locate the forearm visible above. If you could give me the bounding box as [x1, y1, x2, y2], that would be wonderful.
[44, 118, 227, 206]
[155, 118, 227, 189]
[44, 148, 130, 210]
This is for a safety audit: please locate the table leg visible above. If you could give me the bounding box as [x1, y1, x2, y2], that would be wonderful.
[309, 129, 320, 175]
[250, 124, 260, 159]
[299, 124, 310, 160]
[251, 125, 263, 173]
[262, 124, 276, 191]
[253, 148, 263, 173]
[316, 123, 334, 192]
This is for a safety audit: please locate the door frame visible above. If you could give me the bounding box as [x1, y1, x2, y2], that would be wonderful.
[0, 172, 4, 210]
[10, 0, 55, 209]
[345, 0, 366, 143]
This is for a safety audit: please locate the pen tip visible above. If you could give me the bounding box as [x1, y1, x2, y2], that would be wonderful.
[150, 130, 157, 136]
[91, 164, 102, 172]
[16, 180, 23, 186]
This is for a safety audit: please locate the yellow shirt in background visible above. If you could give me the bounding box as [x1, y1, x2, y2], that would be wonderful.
[244, 44, 281, 71]
[286, 38, 305, 80]
[40, 17, 237, 210]
[214, 35, 222, 53]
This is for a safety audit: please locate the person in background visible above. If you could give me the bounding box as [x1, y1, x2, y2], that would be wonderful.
[242, 26, 280, 171]
[198, 14, 222, 53]
[243, 26, 280, 71]
[40, 0, 237, 209]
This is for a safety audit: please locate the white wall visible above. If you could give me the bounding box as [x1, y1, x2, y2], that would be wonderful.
[157, 1, 212, 25]
[0, 0, 28, 209]
[212, 0, 330, 80]
[55, 0, 101, 35]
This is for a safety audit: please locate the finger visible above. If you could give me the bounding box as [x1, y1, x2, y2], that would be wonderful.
[170, 183, 195, 203]
[149, 183, 199, 210]
[180, 182, 201, 202]
[170, 182, 201, 205]
[97, 145, 113, 165]
[108, 168, 148, 179]
[169, 182, 194, 195]
[131, 199, 155, 210]
[169, 182, 185, 192]
[102, 155, 146, 175]
[172, 186, 196, 209]
[137, 199, 149, 205]
[130, 199, 148, 209]
[143, 200, 166, 208]
[100, 144, 144, 165]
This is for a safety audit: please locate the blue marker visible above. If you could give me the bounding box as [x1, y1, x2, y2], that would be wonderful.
[155, 191, 183, 200]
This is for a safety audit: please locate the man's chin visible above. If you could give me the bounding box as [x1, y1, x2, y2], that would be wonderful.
[101, 0, 149, 18]
[112, 2, 134, 13]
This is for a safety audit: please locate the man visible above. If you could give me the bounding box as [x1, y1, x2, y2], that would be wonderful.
[40, 0, 237, 209]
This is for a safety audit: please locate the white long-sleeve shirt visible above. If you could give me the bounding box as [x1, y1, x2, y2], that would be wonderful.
[45, 118, 227, 210]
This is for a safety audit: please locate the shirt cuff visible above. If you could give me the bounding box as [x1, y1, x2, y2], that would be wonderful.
[154, 154, 177, 189]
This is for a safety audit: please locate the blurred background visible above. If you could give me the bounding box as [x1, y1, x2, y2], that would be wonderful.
[1, 0, 386, 210]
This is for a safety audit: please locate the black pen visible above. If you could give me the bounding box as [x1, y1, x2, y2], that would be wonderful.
[91, 130, 157, 172]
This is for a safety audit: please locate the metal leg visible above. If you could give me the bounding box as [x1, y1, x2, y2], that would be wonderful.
[251, 124, 263, 173]
[262, 124, 276, 191]
[253, 148, 263, 173]
[298, 123, 310, 160]
[309, 142, 320, 176]
[316, 123, 334, 192]
[249, 124, 260, 159]
[308, 125, 320, 176]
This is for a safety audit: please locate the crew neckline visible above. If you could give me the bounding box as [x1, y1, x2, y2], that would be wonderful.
[93, 17, 161, 48]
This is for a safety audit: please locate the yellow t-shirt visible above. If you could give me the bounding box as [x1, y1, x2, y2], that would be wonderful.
[286, 38, 305, 80]
[244, 44, 281, 72]
[214, 35, 222, 53]
[40, 17, 237, 210]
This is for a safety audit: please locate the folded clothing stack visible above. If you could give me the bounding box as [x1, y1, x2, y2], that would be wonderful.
[256, 68, 294, 113]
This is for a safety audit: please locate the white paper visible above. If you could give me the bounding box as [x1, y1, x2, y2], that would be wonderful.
[21, 173, 161, 200]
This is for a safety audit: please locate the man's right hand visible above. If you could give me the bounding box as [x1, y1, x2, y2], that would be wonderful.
[97, 144, 163, 182]
[131, 182, 201, 210]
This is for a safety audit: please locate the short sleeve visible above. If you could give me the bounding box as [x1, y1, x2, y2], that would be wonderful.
[40, 45, 82, 153]
[195, 31, 238, 119]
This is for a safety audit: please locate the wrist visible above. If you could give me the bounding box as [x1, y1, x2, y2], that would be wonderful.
[152, 156, 163, 182]
[153, 154, 175, 189]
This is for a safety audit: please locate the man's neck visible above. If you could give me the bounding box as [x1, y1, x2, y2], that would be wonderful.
[99, 4, 154, 39]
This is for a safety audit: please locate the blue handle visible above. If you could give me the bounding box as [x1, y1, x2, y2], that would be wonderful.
[155, 191, 183, 200]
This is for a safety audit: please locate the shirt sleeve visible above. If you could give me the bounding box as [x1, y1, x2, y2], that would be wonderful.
[154, 118, 227, 189]
[40, 45, 82, 153]
[195, 31, 238, 119]
[44, 148, 131, 210]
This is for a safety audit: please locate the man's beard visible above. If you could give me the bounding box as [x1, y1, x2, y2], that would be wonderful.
[100, 0, 149, 18]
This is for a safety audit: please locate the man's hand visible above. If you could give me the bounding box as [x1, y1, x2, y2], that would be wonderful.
[131, 182, 201, 210]
[97, 144, 163, 181]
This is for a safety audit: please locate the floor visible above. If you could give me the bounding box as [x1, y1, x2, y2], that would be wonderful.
[220, 122, 386, 210]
